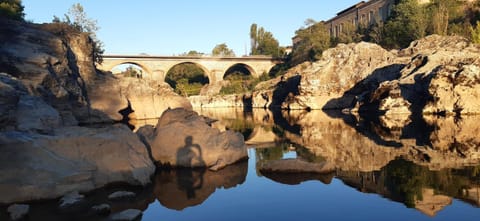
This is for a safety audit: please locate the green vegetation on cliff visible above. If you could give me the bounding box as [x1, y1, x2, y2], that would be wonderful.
[250, 23, 284, 58]
[291, 0, 480, 64]
[52, 3, 104, 64]
[0, 0, 24, 20]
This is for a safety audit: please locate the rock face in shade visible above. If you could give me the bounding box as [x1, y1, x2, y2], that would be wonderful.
[89, 76, 192, 121]
[137, 108, 248, 171]
[0, 125, 155, 204]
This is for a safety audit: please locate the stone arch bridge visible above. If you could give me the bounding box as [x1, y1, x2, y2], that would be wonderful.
[98, 55, 283, 83]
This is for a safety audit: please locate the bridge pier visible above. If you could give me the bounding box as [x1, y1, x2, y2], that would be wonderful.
[209, 69, 226, 84]
[151, 70, 165, 81]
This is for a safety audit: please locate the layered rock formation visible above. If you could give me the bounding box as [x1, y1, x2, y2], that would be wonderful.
[0, 18, 172, 204]
[251, 35, 480, 117]
[0, 125, 155, 203]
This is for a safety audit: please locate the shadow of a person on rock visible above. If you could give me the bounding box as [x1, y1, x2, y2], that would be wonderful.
[176, 136, 206, 199]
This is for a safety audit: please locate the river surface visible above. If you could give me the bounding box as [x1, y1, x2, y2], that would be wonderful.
[140, 108, 480, 221]
[4, 108, 479, 221]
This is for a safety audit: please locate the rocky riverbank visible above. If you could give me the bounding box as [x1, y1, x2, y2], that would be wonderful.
[200, 35, 480, 118]
[0, 16, 248, 211]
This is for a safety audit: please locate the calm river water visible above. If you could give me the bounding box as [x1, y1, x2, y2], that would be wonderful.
[4, 108, 479, 221]
[139, 108, 480, 221]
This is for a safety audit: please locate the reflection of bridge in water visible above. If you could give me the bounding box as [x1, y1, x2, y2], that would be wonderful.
[97, 55, 283, 83]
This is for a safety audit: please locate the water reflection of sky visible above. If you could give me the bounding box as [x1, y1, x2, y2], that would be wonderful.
[140, 108, 480, 221]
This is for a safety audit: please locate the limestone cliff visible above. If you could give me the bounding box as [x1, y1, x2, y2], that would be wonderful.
[0, 18, 159, 204]
[253, 35, 480, 116]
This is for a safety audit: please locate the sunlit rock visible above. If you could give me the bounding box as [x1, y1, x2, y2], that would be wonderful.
[424, 64, 480, 115]
[188, 94, 248, 108]
[138, 108, 248, 170]
[291, 42, 398, 110]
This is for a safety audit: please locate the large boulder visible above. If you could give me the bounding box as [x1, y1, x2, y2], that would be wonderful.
[0, 125, 155, 204]
[137, 108, 248, 170]
[285, 42, 399, 110]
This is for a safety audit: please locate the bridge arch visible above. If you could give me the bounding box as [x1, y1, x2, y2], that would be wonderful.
[102, 61, 153, 78]
[164, 62, 211, 83]
[165, 62, 210, 96]
[224, 63, 257, 79]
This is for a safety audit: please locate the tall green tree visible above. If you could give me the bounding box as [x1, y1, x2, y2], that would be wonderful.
[212, 43, 235, 56]
[250, 24, 282, 57]
[0, 0, 24, 20]
[250, 23, 258, 55]
[291, 21, 331, 65]
[383, 0, 428, 48]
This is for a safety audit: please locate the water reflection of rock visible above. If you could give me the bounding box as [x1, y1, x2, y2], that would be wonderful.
[197, 108, 480, 216]
[336, 159, 480, 216]
[194, 108, 284, 147]
[153, 161, 247, 210]
[284, 111, 480, 171]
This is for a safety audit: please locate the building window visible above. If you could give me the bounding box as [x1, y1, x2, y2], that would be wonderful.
[369, 11, 374, 24]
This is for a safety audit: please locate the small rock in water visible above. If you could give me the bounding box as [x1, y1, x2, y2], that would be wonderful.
[108, 191, 136, 201]
[91, 203, 111, 216]
[7, 204, 30, 220]
[108, 209, 142, 221]
[59, 191, 85, 210]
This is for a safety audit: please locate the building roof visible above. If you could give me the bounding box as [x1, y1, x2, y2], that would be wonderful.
[337, 1, 366, 16]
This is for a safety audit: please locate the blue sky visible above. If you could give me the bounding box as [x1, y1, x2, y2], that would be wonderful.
[23, 0, 360, 56]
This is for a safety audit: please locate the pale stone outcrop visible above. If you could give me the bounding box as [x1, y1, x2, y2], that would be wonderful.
[0, 125, 155, 204]
[0, 18, 107, 125]
[188, 94, 248, 108]
[251, 35, 480, 116]
[137, 108, 248, 170]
